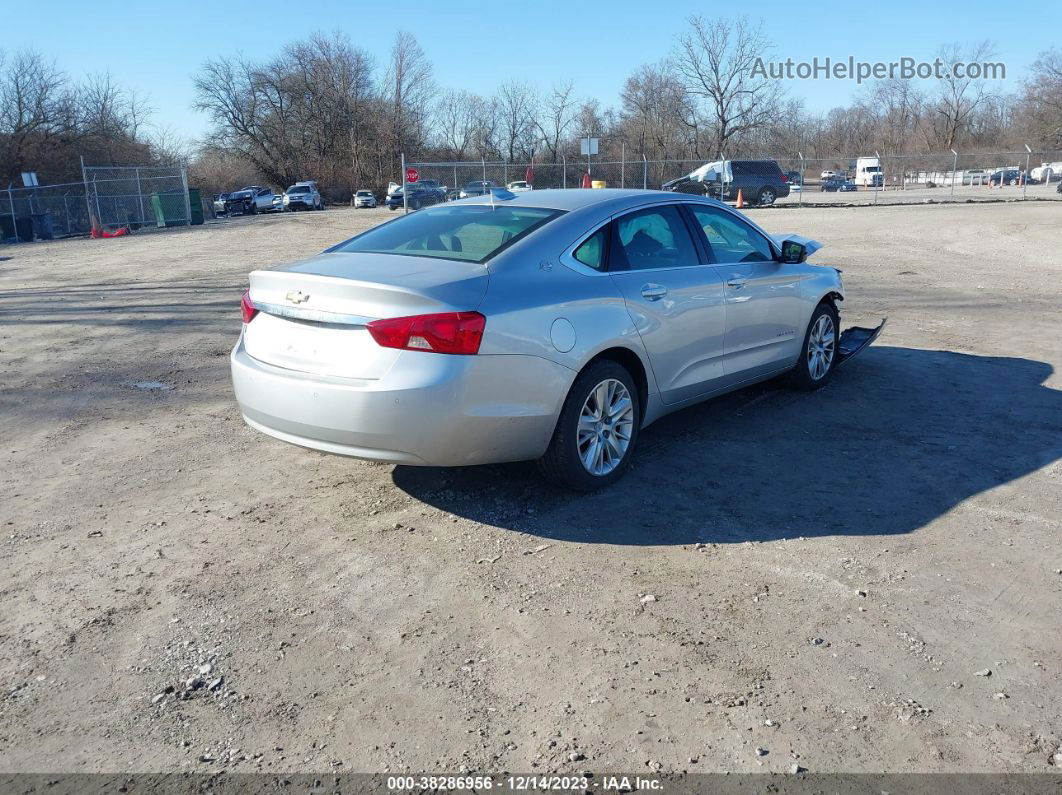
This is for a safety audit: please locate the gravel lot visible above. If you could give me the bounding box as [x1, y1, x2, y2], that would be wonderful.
[1, 201, 1060, 776]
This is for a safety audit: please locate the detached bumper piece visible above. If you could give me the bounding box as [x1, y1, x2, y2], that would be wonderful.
[836, 318, 886, 367]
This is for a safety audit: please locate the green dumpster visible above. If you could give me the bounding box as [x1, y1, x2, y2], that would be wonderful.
[150, 191, 187, 228]
[188, 188, 204, 225]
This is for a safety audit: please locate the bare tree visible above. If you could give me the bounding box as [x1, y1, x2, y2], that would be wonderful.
[383, 31, 434, 176]
[434, 89, 484, 159]
[534, 80, 578, 163]
[620, 63, 692, 159]
[673, 16, 785, 158]
[865, 78, 924, 155]
[931, 41, 996, 149]
[0, 50, 71, 180]
[1017, 48, 1062, 147]
[496, 80, 536, 162]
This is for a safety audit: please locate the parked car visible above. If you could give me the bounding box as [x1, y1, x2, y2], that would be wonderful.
[271, 195, 284, 212]
[988, 169, 1023, 186]
[507, 180, 533, 192]
[353, 190, 377, 208]
[225, 186, 276, 215]
[1057, 180, 1062, 194]
[820, 170, 837, 180]
[283, 182, 324, 211]
[459, 180, 497, 198]
[962, 169, 991, 185]
[662, 159, 791, 206]
[231, 189, 883, 490]
[385, 183, 445, 211]
[212, 193, 230, 216]
[785, 171, 803, 185]
[820, 175, 858, 192]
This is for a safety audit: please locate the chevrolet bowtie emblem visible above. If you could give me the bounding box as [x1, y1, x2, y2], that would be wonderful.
[285, 290, 310, 304]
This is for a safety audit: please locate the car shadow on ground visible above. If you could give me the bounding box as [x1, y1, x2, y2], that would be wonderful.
[393, 347, 1062, 545]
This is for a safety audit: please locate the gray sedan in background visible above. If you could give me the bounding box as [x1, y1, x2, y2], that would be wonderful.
[231, 189, 883, 490]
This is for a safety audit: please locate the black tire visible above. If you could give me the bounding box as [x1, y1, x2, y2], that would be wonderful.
[758, 187, 777, 206]
[389, 205, 397, 211]
[789, 301, 840, 391]
[537, 359, 641, 491]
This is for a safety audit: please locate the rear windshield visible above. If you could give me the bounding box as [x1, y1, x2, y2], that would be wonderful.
[331, 205, 563, 263]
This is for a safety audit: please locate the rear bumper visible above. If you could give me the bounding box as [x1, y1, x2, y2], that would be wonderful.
[231, 340, 573, 466]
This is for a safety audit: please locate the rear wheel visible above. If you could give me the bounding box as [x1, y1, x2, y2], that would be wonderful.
[537, 360, 640, 491]
[758, 187, 777, 206]
[789, 302, 839, 391]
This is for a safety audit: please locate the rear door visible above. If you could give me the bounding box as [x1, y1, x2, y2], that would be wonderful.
[607, 203, 727, 404]
[686, 204, 804, 380]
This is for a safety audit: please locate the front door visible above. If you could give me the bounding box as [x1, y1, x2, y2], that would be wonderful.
[686, 205, 804, 381]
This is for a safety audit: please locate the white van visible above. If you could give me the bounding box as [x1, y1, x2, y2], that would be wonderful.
[1030, 162, 1062, 183]
[854, 157, 883, 188]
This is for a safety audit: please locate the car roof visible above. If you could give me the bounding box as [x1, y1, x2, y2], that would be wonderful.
[454, 188, 713, 212]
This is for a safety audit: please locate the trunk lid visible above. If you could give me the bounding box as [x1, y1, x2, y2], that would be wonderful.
[243, 252, 489, 379]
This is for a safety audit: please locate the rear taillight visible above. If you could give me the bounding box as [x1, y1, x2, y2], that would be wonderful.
[780, 173, 789, 183]
[241, 290, 258, 324]
[367, 312, 485, 355]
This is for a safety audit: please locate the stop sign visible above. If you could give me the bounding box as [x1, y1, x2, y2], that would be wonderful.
[405, 167, 420, 184]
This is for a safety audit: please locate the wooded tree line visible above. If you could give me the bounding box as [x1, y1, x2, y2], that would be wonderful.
[0, 50, 175, 186]
[3, 20, 1061, 196]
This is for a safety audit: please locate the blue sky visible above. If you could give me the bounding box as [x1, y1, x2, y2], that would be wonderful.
[7, 0, 1058, 141]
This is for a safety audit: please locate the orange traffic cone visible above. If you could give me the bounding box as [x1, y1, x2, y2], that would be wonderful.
[736, 189, 745, 208]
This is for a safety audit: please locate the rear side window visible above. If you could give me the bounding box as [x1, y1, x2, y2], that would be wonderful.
[689, 206, 775, 264]
[332, 204, 563, 264]
[611, 205, 699, 271]
[573, 226, 608, 270]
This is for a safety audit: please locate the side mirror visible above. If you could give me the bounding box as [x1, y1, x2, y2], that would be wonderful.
[780, 239, 807, 264]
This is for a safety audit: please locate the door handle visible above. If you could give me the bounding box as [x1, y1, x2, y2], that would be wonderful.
[641, 284, 668, 300]
[726, 278, 748, 289]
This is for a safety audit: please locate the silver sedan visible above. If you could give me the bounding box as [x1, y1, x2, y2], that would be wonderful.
[231, 189, 883, 490]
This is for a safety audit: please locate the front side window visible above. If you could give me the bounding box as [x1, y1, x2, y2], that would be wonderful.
[689, 206, 775, 264]
[610, 205, 699, 271]
[332, 204, 563, 264]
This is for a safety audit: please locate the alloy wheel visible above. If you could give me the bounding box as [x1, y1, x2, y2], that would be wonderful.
[577, 378, 635, 476]
[807, 313, 836, 381]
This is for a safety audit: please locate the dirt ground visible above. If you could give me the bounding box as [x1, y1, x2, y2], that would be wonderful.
[1, 200, 1060, 777]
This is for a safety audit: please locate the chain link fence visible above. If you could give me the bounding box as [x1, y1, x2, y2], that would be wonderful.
[407, 149, 1062, 208]
[83, 164, 190, 230]
[3, 163, 192, 243]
